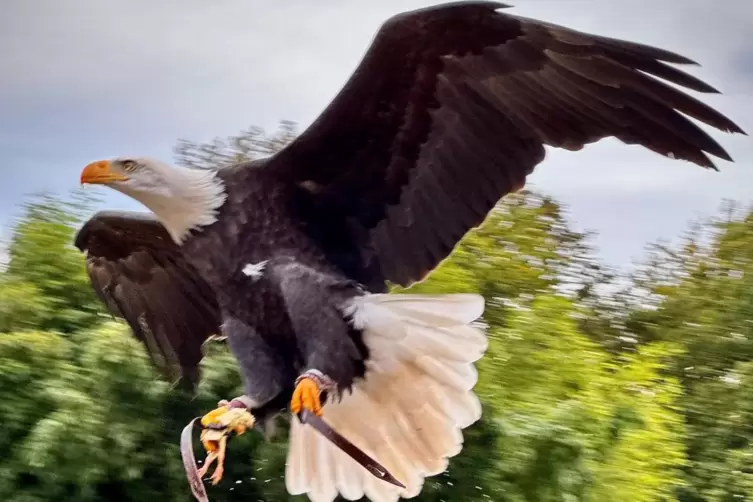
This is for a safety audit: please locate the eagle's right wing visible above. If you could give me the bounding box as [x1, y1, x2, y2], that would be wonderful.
[75, 210, 222, 388]
[265, 1, 744, 289]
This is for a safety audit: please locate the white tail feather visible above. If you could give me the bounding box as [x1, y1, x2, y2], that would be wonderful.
[285, 293, 487, 502]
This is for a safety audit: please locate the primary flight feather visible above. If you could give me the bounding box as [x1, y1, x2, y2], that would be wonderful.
[74, 2, 745, 501]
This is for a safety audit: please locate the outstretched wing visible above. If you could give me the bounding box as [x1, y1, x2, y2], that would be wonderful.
[74, 210, 222, 388]
[265, 1, 745, 287]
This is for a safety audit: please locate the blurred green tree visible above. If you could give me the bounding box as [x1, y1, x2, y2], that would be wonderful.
[1, 191, 105, 334]
[622, 202, 753, 502]
[2, 121, 744, 502]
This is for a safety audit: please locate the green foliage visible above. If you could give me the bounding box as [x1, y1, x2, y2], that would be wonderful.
[477, 297, 684, 502]
[2, 191, 105, 334]
[0, 123, 750, 502]
[622, 202, 753, 502]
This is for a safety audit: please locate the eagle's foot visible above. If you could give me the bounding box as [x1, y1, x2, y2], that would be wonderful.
[197, 399, 256, 485]
[291, 369, 336, 417]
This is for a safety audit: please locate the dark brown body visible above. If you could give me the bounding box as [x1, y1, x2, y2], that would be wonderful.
[181, 161, 373, 417]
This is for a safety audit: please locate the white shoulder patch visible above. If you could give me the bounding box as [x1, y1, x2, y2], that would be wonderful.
[242, 260, 268, 281]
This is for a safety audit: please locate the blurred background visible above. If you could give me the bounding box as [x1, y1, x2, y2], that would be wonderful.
[1, 1, 752, 501]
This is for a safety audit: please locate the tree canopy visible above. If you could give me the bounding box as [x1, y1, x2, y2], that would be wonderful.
[0, 121, 750, 501]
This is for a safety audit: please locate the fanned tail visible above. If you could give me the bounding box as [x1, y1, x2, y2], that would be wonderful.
[285, 293, 487, 502]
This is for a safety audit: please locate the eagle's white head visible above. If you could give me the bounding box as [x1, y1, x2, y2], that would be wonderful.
[80, 157, 227, 244]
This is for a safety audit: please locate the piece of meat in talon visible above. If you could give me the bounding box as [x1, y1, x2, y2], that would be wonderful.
[196, 404, 256, 484]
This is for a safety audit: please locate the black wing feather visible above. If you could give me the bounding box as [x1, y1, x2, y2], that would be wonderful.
[74, 210, 221, 388]
[264, 1, 745, 287]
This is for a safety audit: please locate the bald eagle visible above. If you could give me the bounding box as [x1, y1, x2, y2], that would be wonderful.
[74, 2, 744, 501]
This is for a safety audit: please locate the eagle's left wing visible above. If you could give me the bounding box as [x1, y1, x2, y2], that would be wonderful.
[75, 210, 222, 388]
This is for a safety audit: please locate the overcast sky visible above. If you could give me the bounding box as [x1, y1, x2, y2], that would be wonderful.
[1, 0, 751, 271]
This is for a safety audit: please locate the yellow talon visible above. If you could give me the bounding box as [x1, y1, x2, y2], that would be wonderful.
[291, 377, 323, 416]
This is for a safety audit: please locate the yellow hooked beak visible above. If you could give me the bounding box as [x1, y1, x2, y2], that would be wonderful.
[80, 160, 129, 185]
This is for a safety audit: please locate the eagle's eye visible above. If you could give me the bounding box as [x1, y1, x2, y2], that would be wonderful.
[121, 160, 139, 172]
